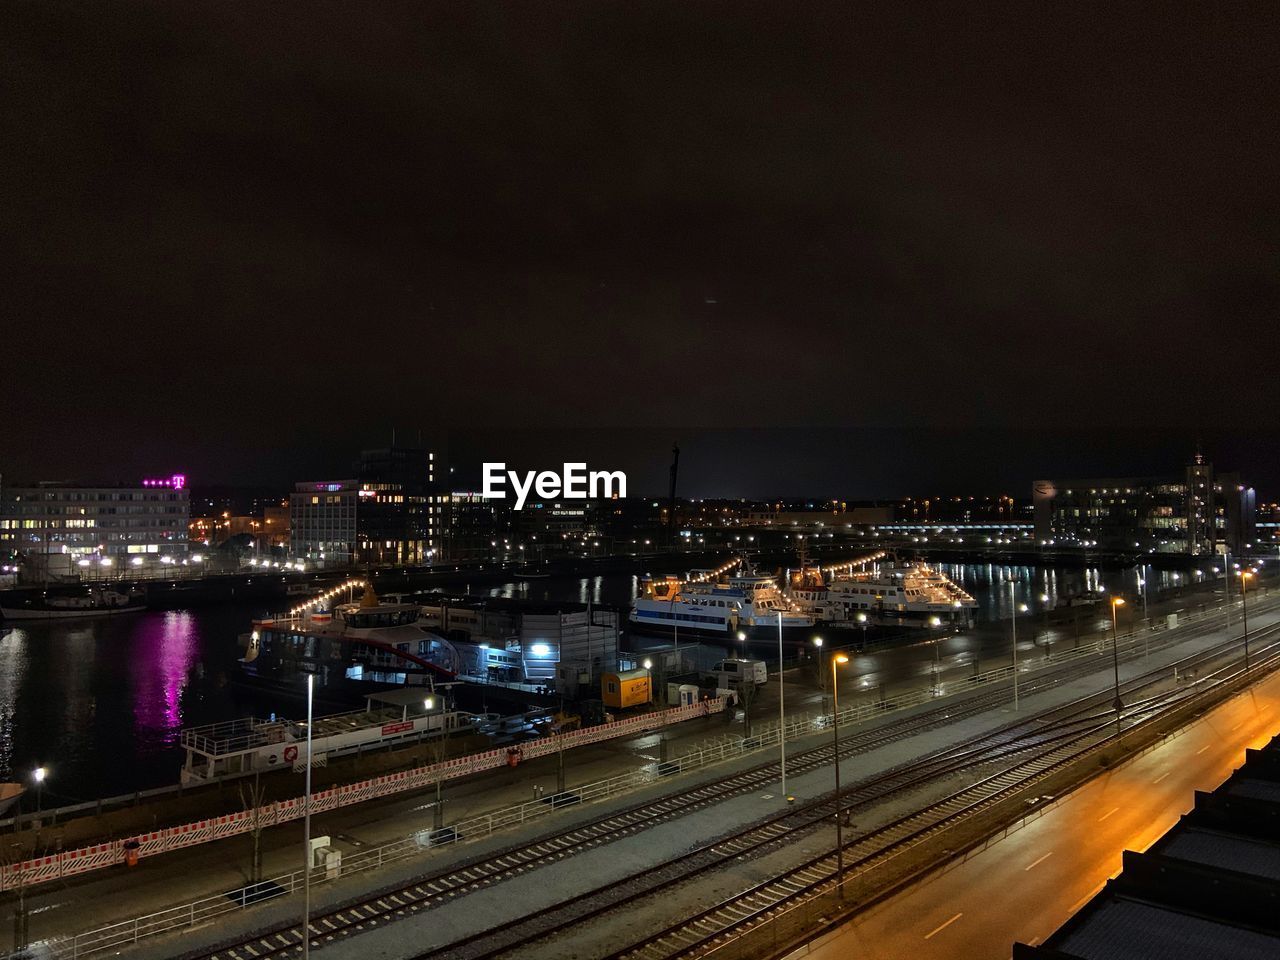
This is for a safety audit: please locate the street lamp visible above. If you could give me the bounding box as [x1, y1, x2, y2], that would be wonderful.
[1239, 570, 1254, 670]
[1008, 579, 1020, 711]
[301, 673, 314, 959]
[777, 611, 788, 800]
[831, 652, 850, 897]
[929, 616, 943, 694]
[814, 637, 826, 714]
[33, 767, 46, 815]
[1039, 592, 1052, 657]
[856, 611, 868, 651]
[1110, 598, 1125, 731]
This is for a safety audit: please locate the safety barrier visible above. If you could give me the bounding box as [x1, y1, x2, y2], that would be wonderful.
[0, 698, 725, 893]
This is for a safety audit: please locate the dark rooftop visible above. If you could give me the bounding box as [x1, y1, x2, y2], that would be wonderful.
[1014, 733, 1280, 960]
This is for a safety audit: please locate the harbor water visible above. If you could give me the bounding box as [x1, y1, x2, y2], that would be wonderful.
[0, 561, 1221, 800]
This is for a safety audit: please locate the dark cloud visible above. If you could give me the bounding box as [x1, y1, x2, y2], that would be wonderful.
[1, 2, 1277, 492]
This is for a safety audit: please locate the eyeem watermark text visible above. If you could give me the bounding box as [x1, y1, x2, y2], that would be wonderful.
[482, 463, 626, 510]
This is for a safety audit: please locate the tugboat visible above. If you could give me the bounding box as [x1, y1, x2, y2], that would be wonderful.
[0, 587, 145, 620]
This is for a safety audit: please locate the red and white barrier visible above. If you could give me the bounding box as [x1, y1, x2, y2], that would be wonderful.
[0, 697, 724, 891]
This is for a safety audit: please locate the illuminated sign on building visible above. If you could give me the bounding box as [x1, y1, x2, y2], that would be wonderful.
[142, 474, 187, 489]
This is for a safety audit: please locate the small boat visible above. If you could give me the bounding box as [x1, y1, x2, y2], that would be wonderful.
[0, 588, 145, 620]
[512, 567, 550, 580]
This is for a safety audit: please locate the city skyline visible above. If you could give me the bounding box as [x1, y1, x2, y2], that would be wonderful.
[2, 426, 1276, 503]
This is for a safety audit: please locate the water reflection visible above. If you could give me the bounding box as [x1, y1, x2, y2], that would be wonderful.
[0, 629, 27, 780]
[131, 611, 199, 746]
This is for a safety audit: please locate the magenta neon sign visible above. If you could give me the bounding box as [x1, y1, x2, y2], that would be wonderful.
[143, 474, 187, 490]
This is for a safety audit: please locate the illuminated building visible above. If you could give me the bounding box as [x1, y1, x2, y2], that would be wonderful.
[442, 491, 513, 562]
[1032, 456, 1257, 555]
[289, 446, 441, 566]
[0, 475, 190, 574]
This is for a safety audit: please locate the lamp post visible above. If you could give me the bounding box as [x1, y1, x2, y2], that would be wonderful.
[1136, 569, 1149, 657]
[302, 672, 314, 959]
[33, 767, 45, 816]
[831, 652, 850, 896]
[1110, 598, 1125, 732]
[1008, 579, 1020, 711]
[1239, 570, 1253, 670]
[814, 637, 827, 714]
[669, 591, 680, 667]
[929, 616, 943, 694]
[856, 611, 868, 651]
[1039, 592, 1051, 657]
[1223, 557, 1232, 627]
[777, 611, 787, 799]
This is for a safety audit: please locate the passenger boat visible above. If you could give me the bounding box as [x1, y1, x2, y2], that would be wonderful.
[785, 557, 977, 627]
[0, 588, 145, 620]
[239, 584, 458, 697]
[630, 563, 814, 640]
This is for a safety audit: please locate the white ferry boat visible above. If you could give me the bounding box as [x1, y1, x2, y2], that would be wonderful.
[630, 565, 814, 639]
[787, 559, 977, 627]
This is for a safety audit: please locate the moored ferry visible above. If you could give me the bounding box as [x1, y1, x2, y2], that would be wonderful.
[630, 562, 814, 640]
[239, 582, 458, 698]
[786, 557, 977, 627]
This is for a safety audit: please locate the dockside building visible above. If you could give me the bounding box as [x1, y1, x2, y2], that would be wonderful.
[1032, 456, 1257, 555]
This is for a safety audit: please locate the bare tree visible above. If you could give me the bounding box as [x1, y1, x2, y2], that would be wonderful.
[739, 680, 759, 738]
[429, 710, 453, 831]
[238, 769, 267, 886]
[3, 841, 35, 952]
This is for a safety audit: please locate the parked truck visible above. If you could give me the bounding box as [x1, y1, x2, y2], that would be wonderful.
[710, 658, 768, 690]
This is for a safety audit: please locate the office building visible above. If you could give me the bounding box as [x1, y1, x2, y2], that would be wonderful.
[0, 474, 191, 576]
[290, 446, 441, 566]
[1032, 456, 1257, 555]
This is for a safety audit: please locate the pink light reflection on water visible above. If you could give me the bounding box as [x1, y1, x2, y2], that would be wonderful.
[131, 611, 198, 746]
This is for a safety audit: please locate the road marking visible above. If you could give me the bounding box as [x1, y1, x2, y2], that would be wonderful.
[1231, 721, 1244, 732]
[1195, 744, 1211, 755]
[1097, 806, 1121, 822]
[1068, 882, 1106, 915]
[1025, 851, 1054, 871]
[1153, 771, 1171, 784]
[924, 913, 963, 940]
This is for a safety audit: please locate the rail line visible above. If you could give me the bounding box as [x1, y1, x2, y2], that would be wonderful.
[601, 630, 1280, 960]
[408, 626, 1280, 960]
[186, 614, 1279, 960]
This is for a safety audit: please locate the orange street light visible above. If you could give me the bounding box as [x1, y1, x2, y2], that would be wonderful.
[831, 652, 851, 895]
[1109, 597, 1125, 730]
[1239, 570, 1254, 669]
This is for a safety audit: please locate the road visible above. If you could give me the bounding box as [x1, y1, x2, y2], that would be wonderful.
[802, 639, 1280, 960]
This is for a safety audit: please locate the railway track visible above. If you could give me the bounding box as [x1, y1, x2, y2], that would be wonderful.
[407, 632, 1278, 960]
[602, 635, 1280, 960]
[183, 609, 1275, 960]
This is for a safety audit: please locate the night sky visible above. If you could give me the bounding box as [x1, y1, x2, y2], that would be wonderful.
[3, 3, 1278, 497]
